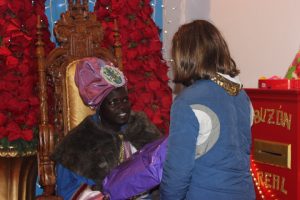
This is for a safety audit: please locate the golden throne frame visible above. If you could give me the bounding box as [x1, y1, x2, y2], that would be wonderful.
[35, 1, 122, 198]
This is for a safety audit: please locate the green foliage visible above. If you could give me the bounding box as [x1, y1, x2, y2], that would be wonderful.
[0, 128, 38, 155]
[285, 66, 296, 79]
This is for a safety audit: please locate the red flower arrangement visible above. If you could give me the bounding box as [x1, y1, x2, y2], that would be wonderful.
[95, 0, 172, 133]
[0, 0, 54, 154]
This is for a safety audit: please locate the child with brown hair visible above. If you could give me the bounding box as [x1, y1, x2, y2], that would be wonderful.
[160, 20, 255, 200]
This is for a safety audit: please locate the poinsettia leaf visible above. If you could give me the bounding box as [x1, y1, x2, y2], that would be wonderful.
[0, 138, 9, 147]
[285, 66, 296, 79]
[128, 41, 137, 48]
[104, 17, 111, 22]
[128, 14, 136, 20]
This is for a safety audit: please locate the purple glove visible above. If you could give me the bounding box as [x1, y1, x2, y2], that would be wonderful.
[102, 137, 168, 200]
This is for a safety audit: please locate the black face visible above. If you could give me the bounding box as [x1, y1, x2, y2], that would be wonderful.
[99, 87, 131, 132]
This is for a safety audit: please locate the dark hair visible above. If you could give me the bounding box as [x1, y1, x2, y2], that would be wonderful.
[172, 20, 239, 86]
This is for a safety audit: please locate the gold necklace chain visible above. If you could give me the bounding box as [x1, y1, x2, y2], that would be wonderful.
[118, 134, 125, 164]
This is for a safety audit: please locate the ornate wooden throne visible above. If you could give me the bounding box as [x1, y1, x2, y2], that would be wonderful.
[35, 1, 122, 198]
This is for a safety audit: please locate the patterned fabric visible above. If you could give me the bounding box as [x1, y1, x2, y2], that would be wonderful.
[73, 184, 105, 200]
[75, 57, 126, 108]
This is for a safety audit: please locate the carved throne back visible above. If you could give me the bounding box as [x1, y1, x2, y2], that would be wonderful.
[36, 1, 122, 198]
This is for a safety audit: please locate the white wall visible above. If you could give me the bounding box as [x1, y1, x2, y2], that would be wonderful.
[163, 0, 300, 88]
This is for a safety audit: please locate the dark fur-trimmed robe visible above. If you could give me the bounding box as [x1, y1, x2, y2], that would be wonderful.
[51, 111, 161, 190]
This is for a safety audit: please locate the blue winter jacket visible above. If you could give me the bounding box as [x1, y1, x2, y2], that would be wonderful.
[160, 79, 255, 200]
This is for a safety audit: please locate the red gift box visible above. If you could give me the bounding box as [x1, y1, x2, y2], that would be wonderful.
[258, 79, 300, 89]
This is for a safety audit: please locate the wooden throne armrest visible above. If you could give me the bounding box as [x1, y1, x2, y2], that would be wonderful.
[36, 16, 63, 200]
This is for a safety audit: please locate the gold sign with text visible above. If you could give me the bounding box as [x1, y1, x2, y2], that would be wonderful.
[256, 170, 288, 195]
[253, 106, 292, 131]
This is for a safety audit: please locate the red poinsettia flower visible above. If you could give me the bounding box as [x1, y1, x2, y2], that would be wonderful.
[5, 21, 20, 33]
[0, 92, 13, 110]
[161, 95, 172, 109]
[5, 55, 19, 69]
[0, 0, 9, 9]
[21, 129, 34, 141]
[0, 0, 54, 147]
[95, 0, 172, 133]
[148, 39, 162, 53]
[143, 106, 154, 119]
[7, 0, 23, 13]
[0, 127, 9, 140]
[99, 0, 111, 6]
[17, 62, 30, 75]
[3, 79, 19, 91]
[95, 6, 111, 18]
[143, 26, 157, 38]
[28, 96, 39, 106]
[125, 47, 138, 60]
[127, 0, 141, 10]
[139, 92, 153, 104]
[12, 34, 32, 48]
[148, 80, 161, 91]
[24, 15, 37, 30]
[7, 99, 29, 115]
[139, 4, 152, 18]
[14, 114, 26, 125]
[152, 110, 163, 125]
[0, 20, 6, 32]
[0, 112, 7, 126]
[25, 111, 38, 127]
[117, 14, 130, 27]
[2, 71, 19, 81]
[20, 76, 35, 96]
[111, 0, 126, 14]
[128, 30, 143, 41]
[0, 46, 12, 56]
[6, 121, 22, 141]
